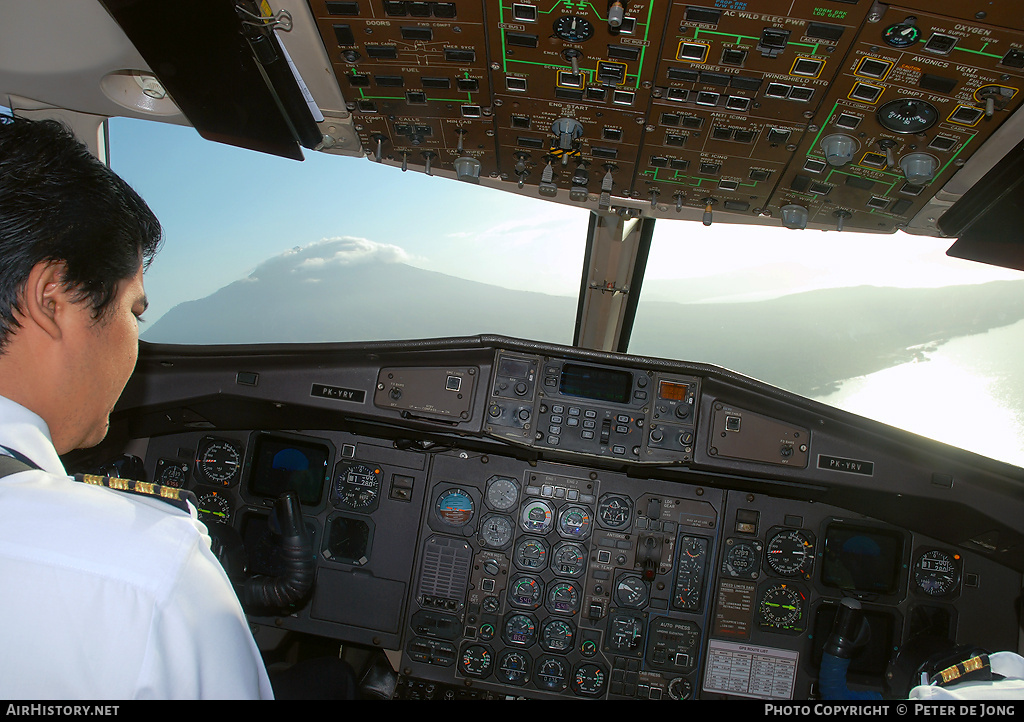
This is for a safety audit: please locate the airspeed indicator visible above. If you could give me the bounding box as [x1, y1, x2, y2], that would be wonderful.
[195, 437, 243, 487]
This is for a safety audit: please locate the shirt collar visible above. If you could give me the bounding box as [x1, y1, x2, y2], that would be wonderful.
[0, 395, 68, 476]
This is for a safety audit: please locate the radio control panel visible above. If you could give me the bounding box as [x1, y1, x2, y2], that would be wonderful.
[486, 351, 700, 463]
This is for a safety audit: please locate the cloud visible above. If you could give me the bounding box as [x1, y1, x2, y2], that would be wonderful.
[248, 237, 421, 280]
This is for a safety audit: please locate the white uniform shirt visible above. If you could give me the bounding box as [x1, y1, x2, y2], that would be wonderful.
[0, 395, 273, 699]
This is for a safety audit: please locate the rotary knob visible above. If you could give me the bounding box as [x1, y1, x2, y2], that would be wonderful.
[899, 153, 939, 184]
[820, 134, 858, 167]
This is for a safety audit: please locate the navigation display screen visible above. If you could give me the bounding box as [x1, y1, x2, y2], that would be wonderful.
[559, 363, 633, 404]
[247, 434, 329, 505]
[821, 523, 904, 595]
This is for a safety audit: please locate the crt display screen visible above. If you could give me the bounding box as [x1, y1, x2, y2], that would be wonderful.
[559, 363, 633, 404]
[821, 523, 905, 595]
[247, 434, 329, 505]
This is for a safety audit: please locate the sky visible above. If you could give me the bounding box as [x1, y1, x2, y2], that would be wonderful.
[107, 117, 1024, 332]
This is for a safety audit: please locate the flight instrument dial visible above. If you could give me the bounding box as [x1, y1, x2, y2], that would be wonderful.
[195, 489, 232, 524]
[334, 463, 381, 509]
[913, 549, 961, 597]
[485, 476, 520, 511]
[757, 582, 807, 633]
[480, 514, 515, 548]
[195, 437, 243, 487]
[765, 529, 815, 579]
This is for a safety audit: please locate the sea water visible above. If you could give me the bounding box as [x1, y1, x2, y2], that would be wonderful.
[813, 319, 1024, 469]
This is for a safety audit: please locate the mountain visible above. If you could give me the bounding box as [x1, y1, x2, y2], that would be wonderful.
[143, 238, 577, 346]
[144, 238, 1024, 397]
[639, 262, 832, 304]
[628, 282, 1024, 395]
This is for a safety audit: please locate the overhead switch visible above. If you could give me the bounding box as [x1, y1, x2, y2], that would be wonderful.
[820, 134, 858, 167]
[899, 153, 939, 184]
[454, 156, 482, 183]
[552, 118, 584, 151]
[780, 204, 809, 229]
[608, 1, 626, 28]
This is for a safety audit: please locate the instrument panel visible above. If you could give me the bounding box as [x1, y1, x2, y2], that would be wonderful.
[122, 337, 1022, 700]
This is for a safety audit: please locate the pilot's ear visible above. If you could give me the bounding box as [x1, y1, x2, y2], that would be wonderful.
[21, 260, 70, 341]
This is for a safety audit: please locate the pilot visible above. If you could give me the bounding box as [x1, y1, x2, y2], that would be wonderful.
[0, 116, 273, 699]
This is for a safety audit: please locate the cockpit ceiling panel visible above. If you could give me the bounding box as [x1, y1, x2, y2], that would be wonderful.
[305, 0, 1024, 233]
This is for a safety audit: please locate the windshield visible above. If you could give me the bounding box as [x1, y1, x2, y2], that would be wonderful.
[110, 117, 1024, 468]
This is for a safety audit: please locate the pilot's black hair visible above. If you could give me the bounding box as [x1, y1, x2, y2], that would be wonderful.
[0, 115, 162, 348]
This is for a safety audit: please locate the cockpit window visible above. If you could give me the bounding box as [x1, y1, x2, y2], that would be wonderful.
[111, 116, 1024, 468]
[630, 222, 1024, 466]
[110, 117, 587, 346]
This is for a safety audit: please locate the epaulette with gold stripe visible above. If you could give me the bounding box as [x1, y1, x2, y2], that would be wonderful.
[74, 473, 198, 514]
[933, 653, 993, 687]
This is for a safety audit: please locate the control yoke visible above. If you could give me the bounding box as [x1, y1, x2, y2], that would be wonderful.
[820, 598, 883, 701]
[239, 491, 315, 610]
[208, 491, 315, 612]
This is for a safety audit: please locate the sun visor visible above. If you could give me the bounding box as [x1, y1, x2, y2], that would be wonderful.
[99, 0, 322, 160]
[940, 136, 1024, 272]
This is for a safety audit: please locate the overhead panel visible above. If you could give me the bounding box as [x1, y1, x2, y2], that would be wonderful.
[305, 0, 1024, 233]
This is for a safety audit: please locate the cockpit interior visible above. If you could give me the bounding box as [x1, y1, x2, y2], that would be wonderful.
[2, 0, 1023, 701]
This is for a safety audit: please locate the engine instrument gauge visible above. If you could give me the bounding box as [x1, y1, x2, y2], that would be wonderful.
[572, 663, 607, 697]
[485, 475, 520, 511]
[514, 536, 549, 570]
[535, 656, 569, 691]
[765, 529, 815, 578]
[757, 582, 806, 632]
[877, 99, 938, 134]
[503, 613, 538, 646]
[541, 618, 575, 652]
[459, 644, 493, 678]
[673, 535, 709, 612]
[496, 650, 531, 686]
[195, 489, 232, 524]
[435, 488, 475, 527]
[195, 437, 243, 487]
[607, 612, 644, 654]
[480, 514, 515, 548]
[913, 549, 961, 597]
[553, 15, 594, 43]
[614, 574, 649, 608]
[520, 498, 555, 534]
[546, 580, 581, 616]
[509, 575, 543, 609]
[557, 505, 593, 539]
[551, 541, 587, 577]
[333, 462, 381, 509]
